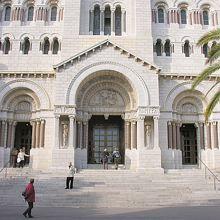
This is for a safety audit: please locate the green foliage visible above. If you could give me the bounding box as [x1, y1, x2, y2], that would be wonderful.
[192, 28, 220, 121]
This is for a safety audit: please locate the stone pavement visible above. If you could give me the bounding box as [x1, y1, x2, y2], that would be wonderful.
[0, 205, 220, 220]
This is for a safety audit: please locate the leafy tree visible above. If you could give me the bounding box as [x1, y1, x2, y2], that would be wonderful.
[192, 29, 220, 121]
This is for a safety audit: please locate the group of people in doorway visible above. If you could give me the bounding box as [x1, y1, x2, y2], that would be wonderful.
[101, 147, 121, 170]
[11, 147, 30, 168]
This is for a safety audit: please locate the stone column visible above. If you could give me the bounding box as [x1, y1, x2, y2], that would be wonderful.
[89, 10, 94, 34]
[31, 121, 36, 148]
[121, 9, 126, 35]
[10, 122, 17, 149]
[204, 122, 211, 149]
[83, 121, 89, 149]
[176, 122, 181, 150]
[111, 9, 115, 35]
[211, 122, 218, 149]
[137, 117, 145, 149]
[35, 120, 40, 148]
[100, 9, 104, 35]
[0, 121, 5, 147]
[39, 120, 45, 148]
[172, 122, 177, 149]
[69, 115, 75, 148]
[199, 122, 205, 150]
[125, 121, 131, 149]
[167, 121, 173, 149]
[77, 121, 82, 148]
[153, 116, 159, 149]
[131, 121, 137, 149]
[217, 122, 220, 148]
[3, 121, 8, 148]
[7, 121, 12, 148]
[54, 116, 60, 148]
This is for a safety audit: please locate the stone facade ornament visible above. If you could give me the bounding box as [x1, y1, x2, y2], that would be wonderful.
[55, 105, 76, 115]
[145, 124, 152, 148]
[61, 123, 69, 148]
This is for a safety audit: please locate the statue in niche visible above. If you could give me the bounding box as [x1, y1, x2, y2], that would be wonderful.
[62, 123, 69, 148]
[145, 125, 152, 149]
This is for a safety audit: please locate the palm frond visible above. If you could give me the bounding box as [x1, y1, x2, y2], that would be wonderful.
[191, 62, 220, 89]
[205, 81, 220, 96]
[206, 44, 220, 64]
[197, 29, 220, 46]
[205, 92, 220, 122]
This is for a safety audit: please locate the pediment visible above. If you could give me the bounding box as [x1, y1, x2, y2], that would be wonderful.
[53, 39, 160, 74]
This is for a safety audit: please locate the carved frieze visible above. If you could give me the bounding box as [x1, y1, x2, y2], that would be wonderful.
[137, 106, 160, 116]
[54, 105, 76, 115]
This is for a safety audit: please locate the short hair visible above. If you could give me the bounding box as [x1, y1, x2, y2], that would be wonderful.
[30, 178, 34, 183]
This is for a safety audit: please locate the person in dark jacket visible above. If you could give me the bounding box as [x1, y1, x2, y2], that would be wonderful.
[101, 148, 109, 170]
[23, 178, 35, 218]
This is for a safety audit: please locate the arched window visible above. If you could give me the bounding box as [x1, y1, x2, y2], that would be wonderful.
[27, 6, 34, 21]
[4, 6, 11, 21]
[115, 6, 122, 36]
[202, 44, 209, 58]
[183, 40, 190, 57]
[104, 6, 111, 35]
[43, 37, 50, 54]
[155, 39, 162, 56]
[158, 8, 164, 23]
[51, 6, 57, 21]
[22, 37, 30, 54]
[180, 9, 187, 24]
[203, 10, 209, 25]
[93, 5, 100, 35]
[52, 38, 59, 54]
[164, 39, 171, 56]
[3, 37, 10, 54]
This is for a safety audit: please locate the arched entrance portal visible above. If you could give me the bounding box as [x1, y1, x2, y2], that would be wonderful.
[75, 70, 137, 167]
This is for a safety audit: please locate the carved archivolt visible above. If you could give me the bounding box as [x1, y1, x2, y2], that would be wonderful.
[76, 71, 137, 112]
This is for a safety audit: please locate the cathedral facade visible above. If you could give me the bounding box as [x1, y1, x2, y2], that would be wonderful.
[0, 0, 219, 170]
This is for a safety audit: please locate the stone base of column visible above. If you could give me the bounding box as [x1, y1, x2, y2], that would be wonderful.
[137, 148, 163, 172]
[200, 148, 220, 169]
[161, 149, 182, 169]
[51, 148, 75, 169]
[75, 148, 87, 169]
[30, 148, 52, 170]
[0, 147, 10, 168]
[125, 148, 138, 170]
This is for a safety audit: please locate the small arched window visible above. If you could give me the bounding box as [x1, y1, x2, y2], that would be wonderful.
[158, 8, 164, 23]
[27, 6, 34, 21]
[155, 39, 162, 56]
[52, 38, 59, 54]
[180, 9, 187, 24]
[104, 6, 111, 35]
[164, 40, 171, 56]
[43, 37, 50, 54]
[202, 44, 209, 58]
[183, 40, 190, 57]
[51, 6, 57, 21]
[22, 37, 31, 54]
[3, 37, 10, 54]
[4, 6, 11, 21]
[93, 5, 100, 35]
[115, 6, 122, 36]
[203, 10, 209, 25]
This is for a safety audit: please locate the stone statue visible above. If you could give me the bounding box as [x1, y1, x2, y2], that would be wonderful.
[62, 124, 69, 148]
[145, 125, 151, 148]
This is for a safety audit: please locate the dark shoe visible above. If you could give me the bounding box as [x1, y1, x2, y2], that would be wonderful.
[28, 216, 34, 218]
[65, 187, 69, 189]
[23, 213, 27, 218]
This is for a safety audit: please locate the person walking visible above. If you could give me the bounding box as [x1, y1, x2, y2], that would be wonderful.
[102, 148, 109, 170]
[23, 178, 35, 218]
[17, 148, 29, 168]
[112, 147, 121, 170]
[65, 162, 75, 189]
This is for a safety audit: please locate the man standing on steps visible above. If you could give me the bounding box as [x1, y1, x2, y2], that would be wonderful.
[65, 162, 75, 189]
[23, 178, 35, 218]
[112, 147, 121, 170]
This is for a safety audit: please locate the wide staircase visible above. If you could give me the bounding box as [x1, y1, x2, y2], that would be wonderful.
[0, 167, 220, 208]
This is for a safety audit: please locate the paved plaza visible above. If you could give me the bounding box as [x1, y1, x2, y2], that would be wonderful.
[1, 205, 220, 220]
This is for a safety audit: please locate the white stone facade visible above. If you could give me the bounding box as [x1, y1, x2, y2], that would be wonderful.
[0, 0, 219, 170]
